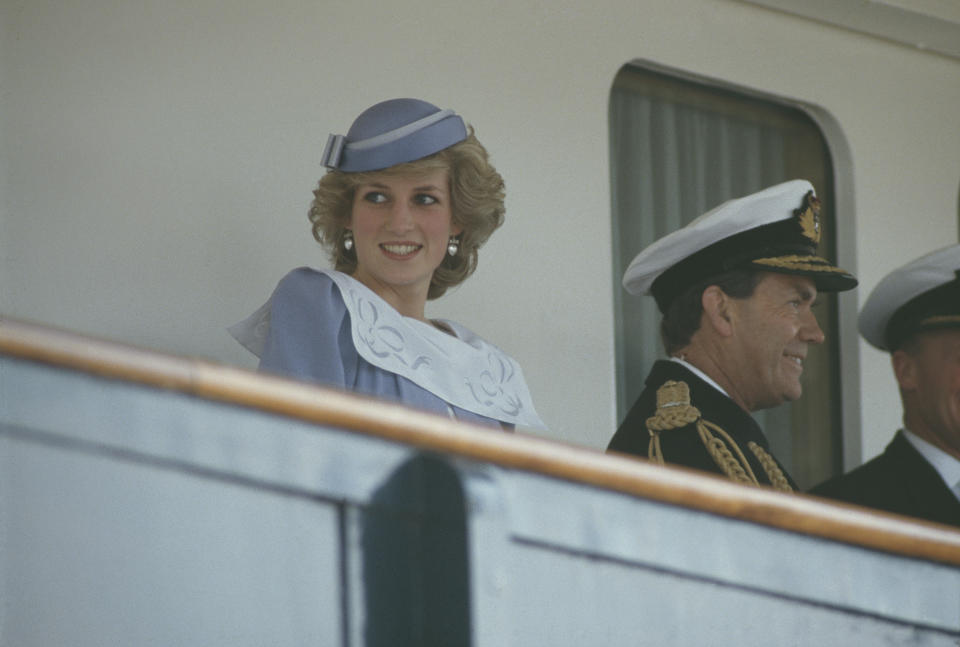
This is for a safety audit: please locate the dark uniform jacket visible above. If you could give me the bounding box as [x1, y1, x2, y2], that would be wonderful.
[811, 431, 960, 528]
[608, 359, 797, 490]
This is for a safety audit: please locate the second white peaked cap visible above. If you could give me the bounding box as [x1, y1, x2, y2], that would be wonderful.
[858, 243, 960, 351]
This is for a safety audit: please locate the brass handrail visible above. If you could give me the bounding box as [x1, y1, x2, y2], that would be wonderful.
[3, 314, 960, 566]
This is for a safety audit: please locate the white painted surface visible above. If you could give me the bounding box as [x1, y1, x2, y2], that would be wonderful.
[2, 0, 958, 459]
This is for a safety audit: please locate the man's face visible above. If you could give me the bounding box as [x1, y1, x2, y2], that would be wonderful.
[895, 329, 960, 458]
[726, 273, 825, 411]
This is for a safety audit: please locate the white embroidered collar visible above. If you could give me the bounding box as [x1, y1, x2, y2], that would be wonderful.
[325, 270, 544, 428]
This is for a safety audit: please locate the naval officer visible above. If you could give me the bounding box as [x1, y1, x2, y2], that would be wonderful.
[812, 244, 960, 526]
[608, 180, 857, 490]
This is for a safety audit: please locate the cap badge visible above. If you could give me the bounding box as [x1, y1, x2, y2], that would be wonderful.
[797, 191, 821, 244]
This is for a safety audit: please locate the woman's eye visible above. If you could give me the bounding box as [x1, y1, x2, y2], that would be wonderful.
[414, 194, 438, 206]
[363, 191, 387, 204]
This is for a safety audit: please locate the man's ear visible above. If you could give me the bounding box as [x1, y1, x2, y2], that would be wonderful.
[892, 349, 917, 391]
[702, 286, 734, 337]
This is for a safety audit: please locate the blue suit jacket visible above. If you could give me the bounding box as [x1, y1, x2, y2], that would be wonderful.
[811, 431, 960, 528]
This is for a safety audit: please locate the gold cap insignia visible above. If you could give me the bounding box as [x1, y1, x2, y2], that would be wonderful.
[797, 191, 821, 244]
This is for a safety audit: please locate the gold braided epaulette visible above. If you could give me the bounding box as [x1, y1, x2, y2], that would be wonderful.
[644, 380, 792, 492]
[645, 380, 700, 431]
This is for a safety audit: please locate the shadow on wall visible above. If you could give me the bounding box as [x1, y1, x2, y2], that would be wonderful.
[362, 453, 471, 647]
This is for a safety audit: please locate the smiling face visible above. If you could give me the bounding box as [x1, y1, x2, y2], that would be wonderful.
[348, 168, 460, 313]
[894, 329, 960, 459]
[724, 273, 825, 411]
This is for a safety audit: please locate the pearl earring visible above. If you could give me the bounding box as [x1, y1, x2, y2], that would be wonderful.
[447, 236, 459, 257]
[343, 231, 354, 251]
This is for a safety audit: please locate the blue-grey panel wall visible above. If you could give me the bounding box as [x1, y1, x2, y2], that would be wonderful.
[491, 471, 960, 644]
[3, 354, 959, 646]
[2, 435, 342, 646]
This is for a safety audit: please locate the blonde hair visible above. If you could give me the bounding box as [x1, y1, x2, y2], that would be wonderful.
[308, 128, 505, 299]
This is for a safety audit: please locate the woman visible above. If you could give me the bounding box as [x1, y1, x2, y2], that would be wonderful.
[231, 98, 543, 430]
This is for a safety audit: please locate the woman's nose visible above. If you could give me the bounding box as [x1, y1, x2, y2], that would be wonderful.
[386, 202, 414, 233]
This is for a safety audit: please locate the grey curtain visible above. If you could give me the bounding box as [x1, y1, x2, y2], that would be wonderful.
[609, 65, 841, 487]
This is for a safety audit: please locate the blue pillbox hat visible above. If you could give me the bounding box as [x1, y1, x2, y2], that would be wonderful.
[320, 98, 468, 172]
